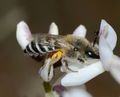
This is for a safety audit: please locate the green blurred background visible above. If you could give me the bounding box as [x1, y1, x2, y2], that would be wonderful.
[0, 0, 120, 97]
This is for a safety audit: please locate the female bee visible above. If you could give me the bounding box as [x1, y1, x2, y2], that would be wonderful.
[16, 21, 99, 81]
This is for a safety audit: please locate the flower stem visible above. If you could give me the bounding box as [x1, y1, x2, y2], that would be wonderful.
[43, 82, 55, 97]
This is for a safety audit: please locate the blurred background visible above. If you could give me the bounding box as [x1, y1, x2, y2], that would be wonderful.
[0, 0, 120, 97]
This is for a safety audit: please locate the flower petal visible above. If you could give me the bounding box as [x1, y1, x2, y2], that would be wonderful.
[53, 84, 66, 97]
[99, 26, 120, 83]
[73, 25, 87, 37]
[99, 33, 113, 70]
[48, 22, 59, 35]
[63, 86, 92, 97]
[110, 65, 120, 84]
[61, 61, 104, 86]
[99, 19, 117, 50]
[107, 55, 120, 84]
[39, 58, 54, 82]
[16, 21, 33, 50]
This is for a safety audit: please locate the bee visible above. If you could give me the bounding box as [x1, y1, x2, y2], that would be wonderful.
[16, 21, 100, 81]
[24, 33, 99, 69]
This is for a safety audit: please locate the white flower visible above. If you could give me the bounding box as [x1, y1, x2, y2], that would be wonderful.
[16, 21, 93, 97]
[99, 20, 120, 84]
[61, 19, 120, 86]
[16, 20, 120, 97]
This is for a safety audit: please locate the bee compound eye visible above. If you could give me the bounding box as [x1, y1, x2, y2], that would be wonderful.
[85, 50, 99, 59]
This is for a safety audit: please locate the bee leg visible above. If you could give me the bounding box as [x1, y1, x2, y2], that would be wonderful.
[50, 50, 63, 64]
[61, 58, 70, 73]
[61, 59, 73, 73]
[61, 58, 78, 73]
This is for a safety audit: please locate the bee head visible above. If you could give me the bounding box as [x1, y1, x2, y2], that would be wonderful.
[65, 35, 99, 65]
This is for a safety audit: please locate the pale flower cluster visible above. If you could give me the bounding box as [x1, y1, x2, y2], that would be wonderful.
[16, 19, 120, 97]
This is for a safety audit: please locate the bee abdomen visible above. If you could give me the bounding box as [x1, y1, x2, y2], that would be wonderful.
[24, 41, 56, 56]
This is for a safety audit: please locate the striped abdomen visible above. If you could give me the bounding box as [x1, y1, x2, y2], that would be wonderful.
[24, 40, 56, 57]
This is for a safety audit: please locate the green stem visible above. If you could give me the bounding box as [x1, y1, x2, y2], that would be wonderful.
[43, 82, 55, 97]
